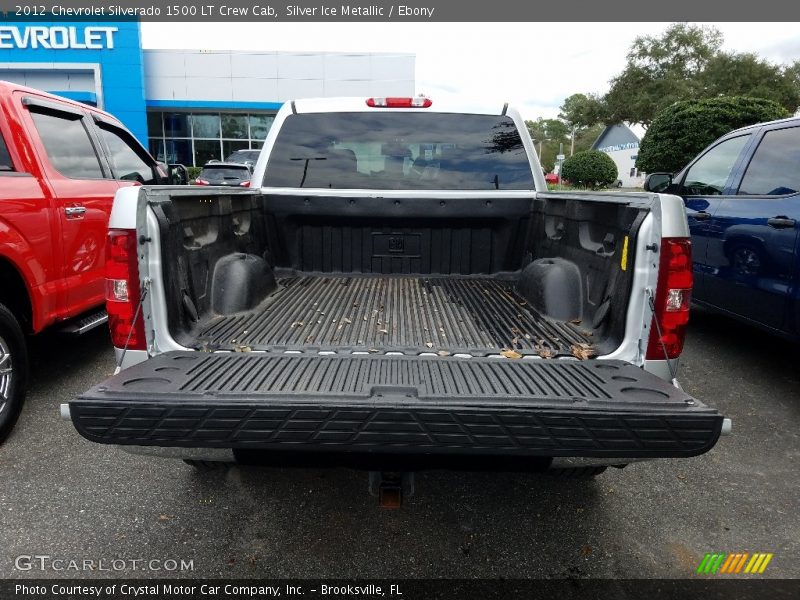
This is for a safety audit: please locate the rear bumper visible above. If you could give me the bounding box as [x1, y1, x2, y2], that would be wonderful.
[68, 352, 725, 460]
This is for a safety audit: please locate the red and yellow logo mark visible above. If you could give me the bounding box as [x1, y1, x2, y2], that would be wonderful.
[697, 552, 773, 574]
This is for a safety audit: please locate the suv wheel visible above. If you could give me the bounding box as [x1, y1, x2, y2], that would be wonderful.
[0, 303, 27, 443]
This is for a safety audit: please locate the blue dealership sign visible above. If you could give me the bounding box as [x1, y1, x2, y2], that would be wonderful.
[0, 21, 148, 144]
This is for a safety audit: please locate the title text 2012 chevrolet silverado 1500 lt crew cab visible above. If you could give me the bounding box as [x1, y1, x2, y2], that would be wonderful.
[0, 80, 184, 443]
[66, 97, 730, 497]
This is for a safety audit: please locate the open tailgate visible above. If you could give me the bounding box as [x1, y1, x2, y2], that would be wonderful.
[69, 353, 723, 458]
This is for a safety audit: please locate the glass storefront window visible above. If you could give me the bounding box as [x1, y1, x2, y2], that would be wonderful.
[194, 139, 221, 166]
[222, 114, 249, 139]
[147, 111, 275, 166]
[191, 114, 221, 138]
[150, 139, 193, 165]
[223, 140, 250, 158]
[147, 112, 163, 137]
[149, 140, 163, 162]
[249, 115, 274, 140]
[163, 113, 189, 138]
[164, 139, 192, 165]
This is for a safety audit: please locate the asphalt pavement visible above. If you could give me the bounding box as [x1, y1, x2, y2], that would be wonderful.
[1, 306, 798, 579]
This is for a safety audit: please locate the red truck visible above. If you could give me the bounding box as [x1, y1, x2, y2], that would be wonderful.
[0, 80, 183, 442]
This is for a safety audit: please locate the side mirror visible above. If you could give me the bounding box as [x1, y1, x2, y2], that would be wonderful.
[168, 164, 189, 185]
[643, 172, 672, 193]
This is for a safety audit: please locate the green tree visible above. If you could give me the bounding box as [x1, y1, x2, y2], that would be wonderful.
[605, 24, 723, 126]
[636, 96, 790, 174]
[559, 93, 607, 129]
[525, 118, 571, 172]
[573, 123, 606, 154]
[526, 117, 569, 140]
[561, 150, 618, 189]
[602, 24, 800, 126]
[701, 53, 800, 111]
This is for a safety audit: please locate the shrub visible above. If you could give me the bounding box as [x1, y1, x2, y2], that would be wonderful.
[560, 150, 618, 189]
[637, 96, 790, 174]
[187, 166, 202, 182]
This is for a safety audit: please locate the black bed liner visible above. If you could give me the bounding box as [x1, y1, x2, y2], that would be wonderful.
[193, 275, 593, 356]
[70, 352, 723, 458]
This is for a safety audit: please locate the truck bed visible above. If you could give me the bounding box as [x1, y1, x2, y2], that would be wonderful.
[193, 273, 594, 356]
[153, 191, 647, 358]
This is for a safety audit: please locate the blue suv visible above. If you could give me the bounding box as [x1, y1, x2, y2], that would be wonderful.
[645, 117, 800, 340]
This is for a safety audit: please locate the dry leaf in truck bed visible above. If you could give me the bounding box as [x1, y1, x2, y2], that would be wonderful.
[569, 318, 582, 325]
[437, 350, 451, 357]
[571, 343, 596, 360]
[425, 342, 434, 348]
[501, 349, 522, 359]
[233, 345, 252, 353]
[537, 348, 555, 359]
[290, 321, 304, 328]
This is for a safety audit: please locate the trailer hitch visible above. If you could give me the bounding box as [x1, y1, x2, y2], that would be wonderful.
[368, 471, 415, 508]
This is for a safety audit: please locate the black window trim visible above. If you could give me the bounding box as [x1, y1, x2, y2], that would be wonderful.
[91, 116, 158, 183]
[26, 102, 110, 181]
[734, 124, 800, 199]
[22, 95, 84, 118]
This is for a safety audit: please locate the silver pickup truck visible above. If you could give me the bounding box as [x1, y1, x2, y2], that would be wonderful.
[65, 97, 729, 496]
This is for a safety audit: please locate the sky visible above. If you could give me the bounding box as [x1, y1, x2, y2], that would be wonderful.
[141, 22, 800, 122]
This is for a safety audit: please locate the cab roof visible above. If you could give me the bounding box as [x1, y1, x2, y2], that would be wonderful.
[0, 79, 121, 123]
[291, 96, 512, 116]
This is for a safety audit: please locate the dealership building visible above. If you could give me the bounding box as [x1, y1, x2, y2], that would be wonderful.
[591, 123, 645, 188]
[0, 21, 416, 165]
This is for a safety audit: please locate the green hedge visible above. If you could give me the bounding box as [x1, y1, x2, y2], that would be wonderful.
[186, 166, 202, 182]
[637, 96, 790, 174]
[560, 150, 618, 189]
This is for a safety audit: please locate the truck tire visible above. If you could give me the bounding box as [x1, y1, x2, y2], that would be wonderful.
[0, 303, 27, 444]
[545, 466, 607, 479]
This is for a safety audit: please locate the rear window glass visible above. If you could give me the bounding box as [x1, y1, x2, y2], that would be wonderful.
[200, 165, 250, 179]
[226, 149, 260, 163]
[263, 112, 534, 190]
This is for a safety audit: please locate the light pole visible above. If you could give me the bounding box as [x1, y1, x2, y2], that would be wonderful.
[532, 139, 544, 169]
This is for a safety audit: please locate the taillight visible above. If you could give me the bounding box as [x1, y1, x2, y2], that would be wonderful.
[105, 229, 146, 350]
[366, 97, 432, 108]
[239, 180, 250, 187]
[194, 178, 209, 185]
[645, 238, 692, 360]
